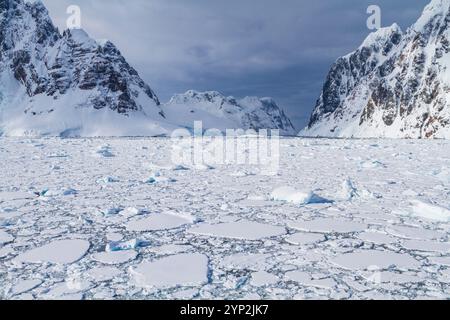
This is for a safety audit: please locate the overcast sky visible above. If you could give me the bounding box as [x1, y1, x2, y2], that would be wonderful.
[41, 0, 430, 129]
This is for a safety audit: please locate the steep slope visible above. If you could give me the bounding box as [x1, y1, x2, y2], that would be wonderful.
[0, 0, 166, 136]
[302, 0, 450, 139]
[163, 90, 296, 135]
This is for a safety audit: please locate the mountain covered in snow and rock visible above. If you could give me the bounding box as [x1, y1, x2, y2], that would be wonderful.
[302, 0, 450, 139]
[163, 90, 296, 135]
[0, 0, 295, 137]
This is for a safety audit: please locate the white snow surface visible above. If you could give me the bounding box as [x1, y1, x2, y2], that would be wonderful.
[1, 137, 450, 300]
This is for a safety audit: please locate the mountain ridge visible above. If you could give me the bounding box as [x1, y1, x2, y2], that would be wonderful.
[302, 0, 450, 139]
[0, 0, 294, 137]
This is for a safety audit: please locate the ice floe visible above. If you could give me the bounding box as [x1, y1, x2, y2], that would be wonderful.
[130, 253, 209, 289]
[14, 239, 90, 264]
[10, 279, 42, 296]
[189, 220, 286, 240]
[331, 250, 420, 270]
[126, 212, 195, 232]
[86, 267, 122, 282]
[92, 250, 137, 265]
[288, 218, 367, 234]
[106, 239, 150, 252]
[285, 271, 336, 289]
[285, 233, 325, 245]
[0, 230, 14, 245]
[271, 187, 330, 205]
[409, 200, 450, 222]
[251, 271, 279, 286]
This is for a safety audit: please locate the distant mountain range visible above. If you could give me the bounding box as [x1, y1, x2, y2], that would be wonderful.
[0, 0, 295, 137]
[302, 0, 449, 139]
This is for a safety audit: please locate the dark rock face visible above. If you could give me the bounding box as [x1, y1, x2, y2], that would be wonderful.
[0, 0, 162, 117]
[305, 0, 450, 138]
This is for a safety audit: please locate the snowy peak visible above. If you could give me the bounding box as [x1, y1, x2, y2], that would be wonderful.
[303, 0, 450, 139]
[164, 90, 296, 135]
[413, 0, 450, 31]
[359, 24, 403, 50]
[0, 0, 165, 136]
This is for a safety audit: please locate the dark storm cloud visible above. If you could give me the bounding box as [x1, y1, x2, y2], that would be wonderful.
[41, 0, 430, 128]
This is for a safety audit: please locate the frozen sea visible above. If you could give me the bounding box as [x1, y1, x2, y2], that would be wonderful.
[0, 137, 450, 300]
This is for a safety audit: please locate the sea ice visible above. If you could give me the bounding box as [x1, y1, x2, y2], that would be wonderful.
[86, 267, 122, 282]
[409, 200, 450, 222]
[251, 271, 279, 286]
[0, 230, 13, 244]
[188, 220, 286, 240]
[92, 250, 137, 265]
[285, 233, 324, 245]
[331, 250, 420, 270]
[288, 218, 367, 234]
[285, 271, 336, 289]
[401, 239, 450, 253]
[10, 279, 42, 296]
[271, 187, 313, 205]
[126, 213, 194, 232]
[14, 239, 90, 264]
[130, 253, 209, 289]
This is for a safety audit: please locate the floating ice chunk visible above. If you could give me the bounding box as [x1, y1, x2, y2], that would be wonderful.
[148, 244, 192, 255]
[95, 145, 114, 157]
[0, 247, 14, 258]
[285, 233, 324, 245]
[15, 240, 90, 264]
[365, 271, 421, 284]
[429, 256, 450, 267]
[221, 253, 271, 270]
[144, 172, 177, 184]
[39, 188, 77, 197]
[86, 267, 122, 282]
[0, 230, 14, 245]
[130, 253, 209, 289]
[387, 225, 445, 240]
[126, 213, 194, 232]
[10, 279, 42, 296]
[45, 281, 92, 299]
[288, 219, 367, 234]
[172, 288, 199, 299]
[106, 233, 123, 242]
[106, 239, 150, 252]
[331, 250, 420, 270]
[360, 160, 386, 169]
[402, 239, 450, 253]
[271, 187, 313, 205]
[357, 231, 397, 245]
[285, 271, 336, 289]
[271, 187, 331, 205]
[120, 207, 145, 217]
[409, 200, 450, 222]
[92, 250, 137, 265]
[339, 179, 359, 200]
[96, 176, 119, 184]
[251, 271, 279, 286]
[188, 220, 285, 240]
[98, 207, 123, 216]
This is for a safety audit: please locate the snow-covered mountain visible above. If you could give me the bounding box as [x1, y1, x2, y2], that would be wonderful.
[0, 0, 295, 137]
[0, 0, 172, 137]
[302, 0, 450, 139]
[163, 90, 296, 135]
